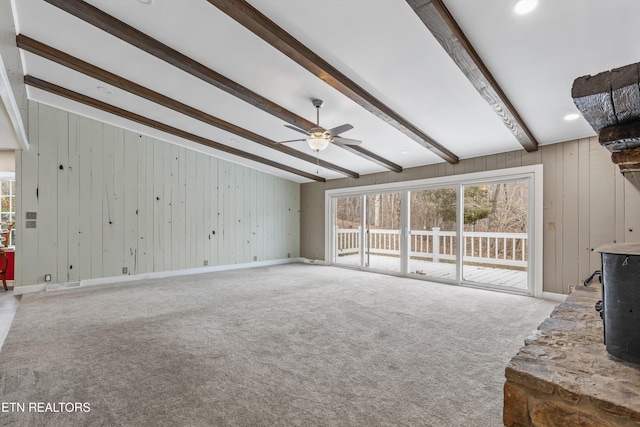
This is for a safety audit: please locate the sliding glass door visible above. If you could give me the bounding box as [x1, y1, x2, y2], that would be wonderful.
[327, 166, 541, 296]
[364, 192, 401, 272]
[461, 180, 529, 291]
[333, 196, 362, 267]
[408, 187, 458, 282]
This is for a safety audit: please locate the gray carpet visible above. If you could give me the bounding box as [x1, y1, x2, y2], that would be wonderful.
[0, 264, 556, 426]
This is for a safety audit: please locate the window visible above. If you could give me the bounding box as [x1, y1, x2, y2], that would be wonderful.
[326, 165, 543, 297]
[0, 179, 15, 246]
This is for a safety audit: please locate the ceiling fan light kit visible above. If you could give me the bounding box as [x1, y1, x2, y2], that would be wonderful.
[307, 134, 330, 151]
[514, 0, 539, 15]
[280, 99, 362, 152]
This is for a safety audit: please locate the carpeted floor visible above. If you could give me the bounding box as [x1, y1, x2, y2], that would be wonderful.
[0, 264, 557, 426]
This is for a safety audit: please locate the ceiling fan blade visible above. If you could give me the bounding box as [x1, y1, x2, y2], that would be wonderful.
[277, 138, 306, 144]
[332, 136, 362, 146]
[327, 124, 354, 136]
[284, 124, 310, 135]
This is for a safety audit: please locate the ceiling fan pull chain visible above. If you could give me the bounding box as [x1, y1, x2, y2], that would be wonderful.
[316, 150, 320, 174]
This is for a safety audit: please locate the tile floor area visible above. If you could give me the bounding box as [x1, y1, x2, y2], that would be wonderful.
[0, 289, 20, 350]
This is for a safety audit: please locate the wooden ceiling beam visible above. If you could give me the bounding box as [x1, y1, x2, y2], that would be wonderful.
[207, 0, 458, 164]
[24, 75, 325, 183]
[406, 0, 538, 152]
[16, 35, 359, 179]
[43, 0, 400, 173]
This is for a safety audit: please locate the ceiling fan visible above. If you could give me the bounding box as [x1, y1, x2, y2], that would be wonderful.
[280, 99, 362, 152]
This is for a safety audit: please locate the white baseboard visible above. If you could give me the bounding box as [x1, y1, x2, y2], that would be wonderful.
[12, 258, 305, 295]
[542, 291, 567, 302]
[12, 283, 47, 295]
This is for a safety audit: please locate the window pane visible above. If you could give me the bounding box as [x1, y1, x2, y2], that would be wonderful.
[1, 213, 9, 223]
[409, 187, 458, 280]
[1, 197, 9, 213]
[10, 180, 15, 195]
[0, 181, 9, 195]
[9, 196, 15, 212]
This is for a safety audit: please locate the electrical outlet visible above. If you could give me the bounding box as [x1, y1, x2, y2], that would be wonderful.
[44, 274, 51, 282]
[253, 256, 257, 261]
[204, 260, 208, 266]
[122, 267, 128, 274]
[569, 284, 576, 293]
[26, 221, 37, 229]
[26, 212, 37, 220]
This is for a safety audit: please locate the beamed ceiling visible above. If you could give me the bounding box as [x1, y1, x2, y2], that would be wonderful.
[8, 0, 640, 183]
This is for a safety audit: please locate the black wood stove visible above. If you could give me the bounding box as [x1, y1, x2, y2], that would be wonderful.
[596, 243, 640, 364]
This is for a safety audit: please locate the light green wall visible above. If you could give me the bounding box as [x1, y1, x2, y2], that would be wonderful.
[15, 102, 300, 287]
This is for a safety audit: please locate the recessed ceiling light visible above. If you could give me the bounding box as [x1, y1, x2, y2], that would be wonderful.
[137, 0, 152, 4]
[97, 86, 112, 95]
[400, 150, 410, 155]
[514, 0, 538, 14]
[564, 113, 580, 121]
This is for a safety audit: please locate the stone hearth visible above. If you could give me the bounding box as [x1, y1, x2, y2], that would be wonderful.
[503, 284, 640, 426]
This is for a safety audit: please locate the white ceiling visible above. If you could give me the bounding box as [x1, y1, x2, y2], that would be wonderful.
[8, 0, 640, 182]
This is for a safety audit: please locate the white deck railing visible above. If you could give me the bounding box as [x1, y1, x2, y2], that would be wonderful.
[335, 227, 527, 268]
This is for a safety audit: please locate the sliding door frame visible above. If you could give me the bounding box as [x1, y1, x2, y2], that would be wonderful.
[325, 165, 543, 297]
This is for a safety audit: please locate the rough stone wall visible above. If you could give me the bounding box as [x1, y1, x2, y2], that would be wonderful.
[503, 284, 640, 426]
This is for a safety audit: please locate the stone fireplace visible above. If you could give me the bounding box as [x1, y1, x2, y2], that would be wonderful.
[503, 284, 640, 426]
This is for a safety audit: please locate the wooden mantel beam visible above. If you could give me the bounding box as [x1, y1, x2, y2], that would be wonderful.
[206, 0, 459, 164]
[43, 0, 401, 174]
[573, 63, 640, 133]
[24, 75, 326, 183]
[406, 0, 538, 152]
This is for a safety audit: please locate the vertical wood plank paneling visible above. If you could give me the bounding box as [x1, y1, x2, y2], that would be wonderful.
[101, 124, 115, 278]
[541, 145, 557, 293]
[256, 170, 265, 261]
[144, 137, 155, 273]
[249, 169, 257, 261]
[152, 138, 164, 271]
[56, 109, 69, 282]
[577, 138, 591, 282]
[113, 128, 126, 275]
[221, 162, 231, 265]
[77, 116, 93, 280]
[561, 140, 579, 293]
[614, 162, 626, 244]
[210, 157, 219, 266]
[90, 120, 103, 279]
[624, 174, 640, 242]
[162, 142, 172, 271]
[505, 151, 522, 169]
[136, 136, 147, 274]
[236, 167, 246, 262]
[553, 145, 564, 294]
[200, 153, 209, 266]
[170, 145, 180, 270]
[38, 105, 59, 283]
[177, 147, 187, 270]
[16, 102, 300, 287]
[589, 137, 616, 273]
[185, 149, 197, 268]
[209, 158, 223, 265]
[123, 132, 139, 274]
[266, 174, 275, 259]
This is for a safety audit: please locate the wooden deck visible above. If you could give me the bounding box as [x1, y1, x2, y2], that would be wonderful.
[335, 254, 527, 290]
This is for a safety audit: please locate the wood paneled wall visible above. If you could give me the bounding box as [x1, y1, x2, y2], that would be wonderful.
[300, 138, 640, 294]
[15, 102, 300, 287]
